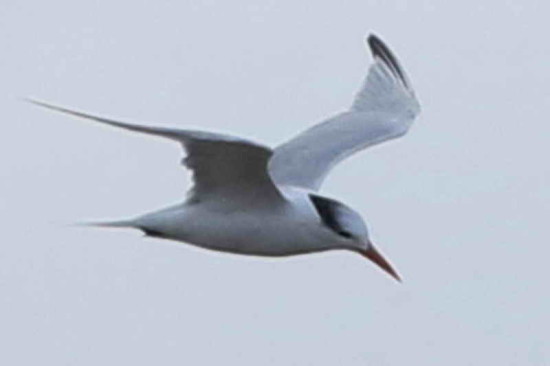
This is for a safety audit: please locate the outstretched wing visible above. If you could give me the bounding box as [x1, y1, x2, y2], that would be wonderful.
[29, 100, 285, 205]
[269, 34, 421, 191]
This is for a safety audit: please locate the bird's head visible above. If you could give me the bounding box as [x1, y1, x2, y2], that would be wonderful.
[310, 194, 401, 282]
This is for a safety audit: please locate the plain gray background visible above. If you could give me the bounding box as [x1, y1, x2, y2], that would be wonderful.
[1, 1, 548, 365]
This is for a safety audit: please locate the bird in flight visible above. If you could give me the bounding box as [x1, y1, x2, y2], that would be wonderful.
[30, 34, 420, 281]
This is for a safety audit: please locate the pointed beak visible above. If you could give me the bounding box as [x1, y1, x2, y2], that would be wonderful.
[361, 243, 402, 282]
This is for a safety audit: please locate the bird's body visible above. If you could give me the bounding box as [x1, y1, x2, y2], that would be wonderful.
[132, 186, 356, 257]
[31, 34, 420, 281]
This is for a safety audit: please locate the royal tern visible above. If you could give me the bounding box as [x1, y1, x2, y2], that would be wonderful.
[30, 34, 420, 281]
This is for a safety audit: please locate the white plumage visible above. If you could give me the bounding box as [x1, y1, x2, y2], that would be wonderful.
[30, 34, 420, 281]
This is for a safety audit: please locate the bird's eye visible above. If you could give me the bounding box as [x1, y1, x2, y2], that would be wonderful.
[337, 230, 353, 239]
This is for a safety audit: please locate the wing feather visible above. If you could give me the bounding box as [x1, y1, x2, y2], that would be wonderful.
[269, 34, 420, 191]
[28, 100, 285, 204]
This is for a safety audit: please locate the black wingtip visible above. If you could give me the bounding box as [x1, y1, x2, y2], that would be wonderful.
[367, 34, 410, 89]
[367, 34, 382, 48]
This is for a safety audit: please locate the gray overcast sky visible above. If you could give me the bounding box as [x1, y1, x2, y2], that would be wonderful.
[1, 1, 548, 365]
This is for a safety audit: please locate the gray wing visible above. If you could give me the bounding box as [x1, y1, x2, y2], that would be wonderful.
[29, 100, 285, 204]
[269, 34, 421, 191]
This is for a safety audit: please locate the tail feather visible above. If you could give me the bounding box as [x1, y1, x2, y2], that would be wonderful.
[75, 220, 136, 229]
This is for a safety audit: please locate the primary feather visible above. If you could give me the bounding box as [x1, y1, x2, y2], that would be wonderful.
[268, 34, 420, 191]
[27, 99, 284, 204]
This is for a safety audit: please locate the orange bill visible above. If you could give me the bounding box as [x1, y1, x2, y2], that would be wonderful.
[361, 244, 402, 282]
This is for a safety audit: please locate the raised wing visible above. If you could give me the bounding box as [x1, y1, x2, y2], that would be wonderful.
[269, 34, 420, 191]
[29, 100, 285, 205]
